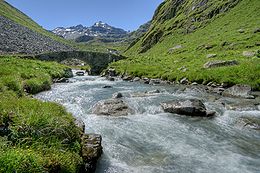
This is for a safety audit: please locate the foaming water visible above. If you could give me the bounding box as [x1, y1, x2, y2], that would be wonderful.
[36, 76, 260, 173]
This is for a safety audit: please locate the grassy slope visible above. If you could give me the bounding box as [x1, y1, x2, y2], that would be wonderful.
[111, 0, 260, 89]
[0, 57, 83, 172]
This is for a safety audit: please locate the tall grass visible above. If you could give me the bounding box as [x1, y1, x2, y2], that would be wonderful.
[0, 57, 83, 172]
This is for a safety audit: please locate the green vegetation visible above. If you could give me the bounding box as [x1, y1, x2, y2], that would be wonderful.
[110, 0, 260, 90]
[0, 56, 72, 94]
[0, 56, 83, 172]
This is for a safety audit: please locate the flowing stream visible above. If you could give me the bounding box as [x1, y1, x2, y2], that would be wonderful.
[36, 75, 260, 173]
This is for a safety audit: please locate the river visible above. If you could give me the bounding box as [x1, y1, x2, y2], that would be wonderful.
[35, 75, 260, 173]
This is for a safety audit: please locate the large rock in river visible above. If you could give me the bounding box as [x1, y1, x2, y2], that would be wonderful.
[80, 134, 102, 173]
[161, 99, 215, 117]
[92, 99, 133, 116]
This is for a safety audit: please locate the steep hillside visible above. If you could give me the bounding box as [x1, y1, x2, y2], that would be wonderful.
[111, 0, 260, 89]
[0, 0, 74, 54]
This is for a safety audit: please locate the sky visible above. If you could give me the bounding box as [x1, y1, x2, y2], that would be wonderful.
[6, 0, 163, 31]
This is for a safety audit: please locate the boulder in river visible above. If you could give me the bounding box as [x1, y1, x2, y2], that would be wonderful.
[112, 92, 123, 99]
[122, 76, 133, 81]
[133, 77, 141, 82]
[236, 117, 260, 130]
[108, 68, 116, 77]
[142, 78, 150, 84]
[92, 99, 133, 116]
[102, 85, 112, 89]
[161, 99, 215, 117]
[146, 89, 160, 94]
[222, 84, 254, 99]
[180, 78, 189, 85]
[149, 79, 161, 85]
[76, 71, 85, 76]
[81, 134, 103, 173]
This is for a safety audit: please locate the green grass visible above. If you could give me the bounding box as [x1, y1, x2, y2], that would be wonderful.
[111, 0, 260, 90]
[0, 56, 83, 172]
[0, 92, 83, 173]
[0, 56, 72, 94]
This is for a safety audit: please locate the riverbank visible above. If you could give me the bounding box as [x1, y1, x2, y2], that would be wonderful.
[0, 56, 101, 172]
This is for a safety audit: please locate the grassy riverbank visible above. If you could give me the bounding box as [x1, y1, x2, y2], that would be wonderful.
[0, 56, 83, 172]
[110, 0, 260, 90]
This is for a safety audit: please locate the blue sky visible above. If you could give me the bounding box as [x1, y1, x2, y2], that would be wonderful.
[6, 0, 163, 31]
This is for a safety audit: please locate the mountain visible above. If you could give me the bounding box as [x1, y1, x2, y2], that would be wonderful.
[52, 21, 128, 43]
[110, 0, 260, 89]
[0, 0, 74, 54]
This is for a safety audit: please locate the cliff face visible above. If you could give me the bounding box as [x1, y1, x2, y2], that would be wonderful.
[130, 0, 242, 53]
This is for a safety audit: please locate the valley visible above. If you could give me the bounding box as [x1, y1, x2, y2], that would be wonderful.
[0, 0, 259, 172]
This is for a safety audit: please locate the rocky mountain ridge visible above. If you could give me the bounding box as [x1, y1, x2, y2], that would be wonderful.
[52, 21, 129, 43]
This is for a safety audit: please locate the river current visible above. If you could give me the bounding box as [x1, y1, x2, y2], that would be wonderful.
[36, 75, 260, 173]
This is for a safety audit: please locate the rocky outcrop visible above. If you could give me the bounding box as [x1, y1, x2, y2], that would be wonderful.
[52, 21, 128, 43]
[222, 85, 254, 99]
[81, 134, 103, 173]
[0, 16, 73, 54]
[92, 99, 133, 116]
[203, 60, 238, 68]
[161, 99, 215, 117]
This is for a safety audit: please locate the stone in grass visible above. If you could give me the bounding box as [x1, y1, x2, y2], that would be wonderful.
[206, 54, 217, 58]
[203, 60, 238, 68]
[161, 99, 215, 117]
[253, 28, 260, 33]
[238, 29, 245, 33]
[242, 51, 256, 57]
[168, 45, 183, 53]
